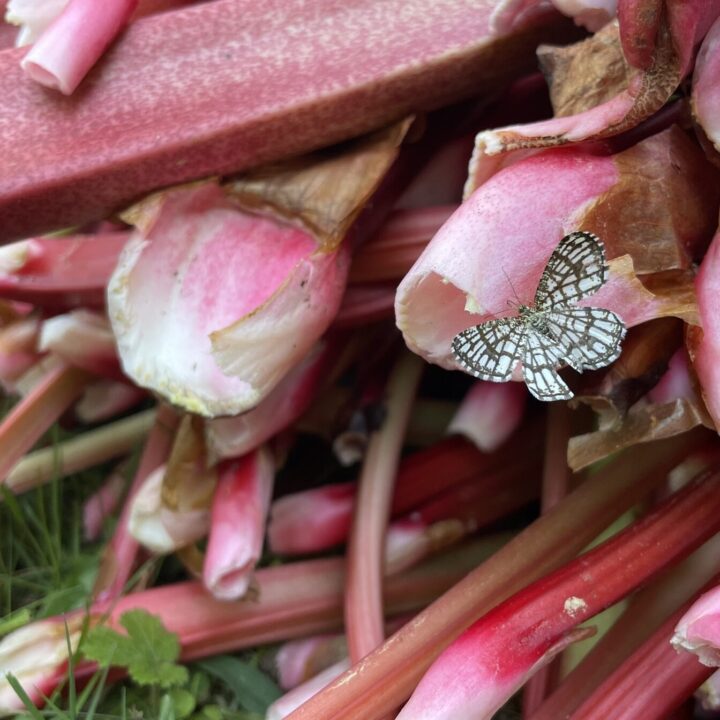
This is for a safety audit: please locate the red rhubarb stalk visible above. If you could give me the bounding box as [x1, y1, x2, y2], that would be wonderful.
[286, 432, 707, 720]
[523, 402, 571, 715]
[0, 0, 574, 241]
[397, 467, 720, 719]
[571, 581, 720, 719]
[531, 531, 720, 719]
[345, 352, 423, 661]
[0, 361, 91, 484]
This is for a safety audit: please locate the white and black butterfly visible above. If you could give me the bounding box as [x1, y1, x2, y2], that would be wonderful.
[451, 231, 626, 402]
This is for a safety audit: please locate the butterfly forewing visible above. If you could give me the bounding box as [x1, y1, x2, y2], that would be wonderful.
[452, 318, 525, 381]
[534, 231, 607, 310]
[522, 331, 573, 401]
[545, 307, 626, 372]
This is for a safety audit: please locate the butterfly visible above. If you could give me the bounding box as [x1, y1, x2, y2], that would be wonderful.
[451, 231, 626, 402]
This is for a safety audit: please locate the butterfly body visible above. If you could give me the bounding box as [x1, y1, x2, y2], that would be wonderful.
[452, 232, 626, 402]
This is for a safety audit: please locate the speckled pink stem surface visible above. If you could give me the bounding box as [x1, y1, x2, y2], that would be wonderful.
[0, 0, 572, 242]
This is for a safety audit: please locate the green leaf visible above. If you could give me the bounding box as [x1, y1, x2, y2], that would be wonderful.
[194, 656, 281, 713]
[83, 609, 189, 688]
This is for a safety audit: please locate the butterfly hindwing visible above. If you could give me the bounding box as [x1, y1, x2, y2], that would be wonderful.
[545, 307, 626, 372]
[534, 231, 607, 310]
[452, 318, 525, 381]
[521, 331, 573, 401]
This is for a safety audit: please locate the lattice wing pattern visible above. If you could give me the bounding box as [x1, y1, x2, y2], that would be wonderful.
[534, 231, 607, 309]
[546, 307, 626, 372]
[522, 331, 573, 401]
[452, 318, 525, 381]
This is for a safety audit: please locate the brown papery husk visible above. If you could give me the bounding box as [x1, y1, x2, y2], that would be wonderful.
[223, 120, 413, 252]
[161, 415, 216, 514]
[568, 396, 713, 471]
[580, 126, 720, 272]
[539, 21, 631, 118]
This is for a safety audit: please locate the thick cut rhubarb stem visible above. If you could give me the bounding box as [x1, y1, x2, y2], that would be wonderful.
[0, 0, 574, 241]
[286, 431, 708, 720]
[531, 532, 720, 719]
[345, 352, 423, 661]
[397, 467, 720, 719]
[0, 362, 91, 483]
[571, 583, 720, 719]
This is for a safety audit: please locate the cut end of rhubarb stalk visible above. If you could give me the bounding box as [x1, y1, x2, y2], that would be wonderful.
[673, 585, 720, 666]
[108, 183, 349, 417]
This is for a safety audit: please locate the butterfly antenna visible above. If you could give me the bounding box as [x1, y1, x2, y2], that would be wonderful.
[501, 267, 522, 308]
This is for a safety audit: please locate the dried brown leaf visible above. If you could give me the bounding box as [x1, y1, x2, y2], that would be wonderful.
[224, 120, 413, 251]
[581, 126, 720, 273]
[538, 21, 631, 118]
[568, 396, 713, 471]
[570, 318, 684, 429]
[162, 414, 216, 513]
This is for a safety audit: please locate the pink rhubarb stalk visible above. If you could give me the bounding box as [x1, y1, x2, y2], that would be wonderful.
[0, 232, 128, 310]
[39, 310, 122, 379]
[285, 433, 705, 720]
[268, 433, 534, 556]
[20, 0, 138, 94]
[74, 379, 146, 423]
[83, 466, 127, 541]
[397, 466, 720, 720]
[205, 341, 334, 460]
[267, 660, 352, 720]
[0, 540, 492, 712]
[691, 224, 720, 429]
[447, 380, 527, 452]
[345, 352, 423, 661]
[0, 361, 91, 484]
[203, 448, 275, 600]
[276, 635, 347, 691]
[572, 582, 720, 720]
[93, 404, 178, 602]
[0, 0, 573, 242]
[108, 183, 349, 417]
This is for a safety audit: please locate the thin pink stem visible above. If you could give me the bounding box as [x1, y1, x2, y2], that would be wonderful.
[0, 232, 128, 310]
[203, 449, 275, 600]
[345, 352, 423, 661]
[349, 206, 455, 283]
[286, 432, 708, 720]
[21, 0, 138, 94]
[93, 404, 179, 602]
[0, 361, 91, 484]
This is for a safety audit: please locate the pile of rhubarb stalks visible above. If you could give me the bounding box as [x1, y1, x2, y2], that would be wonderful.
[3, 0, 720, 718]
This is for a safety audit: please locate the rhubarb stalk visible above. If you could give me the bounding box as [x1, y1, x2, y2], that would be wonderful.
[286, 431, 706, 720]
[345, 351, 423, 661]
